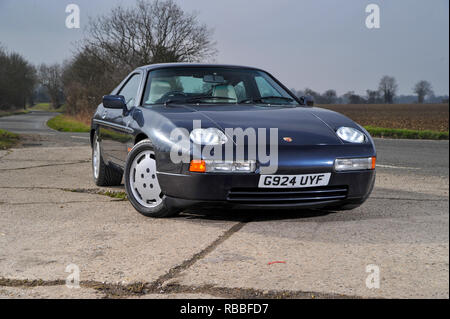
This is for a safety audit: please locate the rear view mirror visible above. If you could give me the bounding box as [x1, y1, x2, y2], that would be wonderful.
[203, 74, 225, 84]
[299, 95, 314, 106]
[103, 95, 126, 109]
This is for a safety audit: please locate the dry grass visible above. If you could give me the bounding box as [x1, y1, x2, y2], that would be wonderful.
[321, 103, 449, 132]
[0, 129, 20, 149]
[65, 110, 93, 126]
[47, 115, 90, 132]
[60, 103, 449, 139]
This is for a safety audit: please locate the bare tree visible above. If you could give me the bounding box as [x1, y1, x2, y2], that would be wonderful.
[0, 45, 36, 110]
[378, 75, 398, 104]
[83, 0, 216, 69]
[343, 91, 365, 104]
[303, 88, 321, 100]
[38, 64, 63, 109]
[62, 50, 119, 116]
[322, 89, 337, 104]
[302, 88, 323, 103]
[62, 0, 217, 117]
[413, 80, 433, 104]
[366, 89, 381, 104]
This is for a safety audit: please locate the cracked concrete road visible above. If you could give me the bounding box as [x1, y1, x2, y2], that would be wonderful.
[0, 112, 448, 299]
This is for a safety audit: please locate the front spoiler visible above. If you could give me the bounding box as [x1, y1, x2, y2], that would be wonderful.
[158, 170, 376, 211]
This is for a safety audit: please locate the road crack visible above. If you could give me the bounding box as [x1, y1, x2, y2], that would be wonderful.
[2, 200, 115, 206]
[146, 221, 249, 292]
[0, 187, 127, 204]
[68, 188, 127, 200]
[0, 277, 357, 299]
[0, 160, 90, 171]
[0, 186, 79, 190]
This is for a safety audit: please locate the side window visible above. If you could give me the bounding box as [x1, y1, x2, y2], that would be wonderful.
[118, 74, 142, 106]
[255, 76, 282, 97]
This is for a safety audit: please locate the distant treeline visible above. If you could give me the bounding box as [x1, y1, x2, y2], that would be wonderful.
[291, 85, 449, 105]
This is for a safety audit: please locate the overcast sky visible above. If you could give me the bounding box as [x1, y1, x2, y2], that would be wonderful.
[0, 0, 448, 95]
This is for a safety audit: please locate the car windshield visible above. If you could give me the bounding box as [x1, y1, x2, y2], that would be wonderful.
[142, 67, 299, 106]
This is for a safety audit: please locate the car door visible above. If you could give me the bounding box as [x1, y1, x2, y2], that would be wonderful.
[100, 72, 143, 166]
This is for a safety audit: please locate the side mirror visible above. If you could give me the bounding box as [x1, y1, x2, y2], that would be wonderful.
[299, 95, 314, 106]
[103, 95, 126, 109]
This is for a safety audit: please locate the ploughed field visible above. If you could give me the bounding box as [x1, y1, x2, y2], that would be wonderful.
[322, 103, 449, 132]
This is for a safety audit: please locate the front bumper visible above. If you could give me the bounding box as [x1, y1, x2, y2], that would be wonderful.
[158, 169, 376, 211]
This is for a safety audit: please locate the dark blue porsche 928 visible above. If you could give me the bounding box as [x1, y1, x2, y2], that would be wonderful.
[90, 63, 376, 217]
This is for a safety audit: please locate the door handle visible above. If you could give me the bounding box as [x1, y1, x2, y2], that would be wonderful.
[102, 110, 107, 119]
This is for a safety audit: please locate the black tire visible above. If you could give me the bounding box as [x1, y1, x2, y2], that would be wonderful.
[92, 131, 123, 186]
[124, 139, 180, 218]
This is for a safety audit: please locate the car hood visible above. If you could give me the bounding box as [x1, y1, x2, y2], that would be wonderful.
[178, 104, 344, 146]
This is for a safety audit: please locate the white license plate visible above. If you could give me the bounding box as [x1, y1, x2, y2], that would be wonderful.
[258, 173, 331, 188]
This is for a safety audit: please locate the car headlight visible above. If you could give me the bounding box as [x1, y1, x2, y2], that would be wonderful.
[334, 157, 376, 171]
[336, 127, 366, 143]
[189, 160, 256, 173]
[190, 128, 228, 145]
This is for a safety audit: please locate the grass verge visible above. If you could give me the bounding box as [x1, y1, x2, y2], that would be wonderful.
[47, 114, 90, 133]
[99, 190, 127, 200]
[364, 126, 449, 140]
[68, 188, 127, 200]
[0, 129, 20, 149]
[45, 113, 449, 140]
[30, 103, 66, 112]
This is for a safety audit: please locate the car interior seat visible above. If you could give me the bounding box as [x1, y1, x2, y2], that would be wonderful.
[212, 84, 237, 102]
[146, 80, 172, 104]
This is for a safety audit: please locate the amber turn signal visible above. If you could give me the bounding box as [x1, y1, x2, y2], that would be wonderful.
[189, 160, 206, 172]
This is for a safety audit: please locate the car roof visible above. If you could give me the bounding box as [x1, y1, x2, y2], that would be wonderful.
[137, 63, 265, 72]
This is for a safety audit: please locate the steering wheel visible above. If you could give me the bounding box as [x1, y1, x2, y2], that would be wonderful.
[157, 91, 187, 103]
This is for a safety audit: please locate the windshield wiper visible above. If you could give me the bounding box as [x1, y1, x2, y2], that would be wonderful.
[239, 96, 294, 104]
[185, 96, 236, 103]
[163, 95, 236, 106]
[163, 99, 185, 106]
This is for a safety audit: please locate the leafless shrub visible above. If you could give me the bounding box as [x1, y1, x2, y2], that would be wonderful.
[63, 0, 217, 117]
[37, 64, 63, 109]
